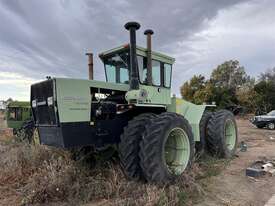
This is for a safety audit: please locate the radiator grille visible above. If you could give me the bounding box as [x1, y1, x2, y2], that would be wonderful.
[31, 79, 57, 125]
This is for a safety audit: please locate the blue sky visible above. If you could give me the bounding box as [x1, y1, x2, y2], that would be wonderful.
[0, 0, 275, 100]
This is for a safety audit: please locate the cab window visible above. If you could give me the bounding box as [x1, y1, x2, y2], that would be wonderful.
[104, 52, 130, 84]
[164, 64, 172, 87]
[152, 60, 161, 86]
[105, 65, 116, 83]
[137, 55, 147, 83]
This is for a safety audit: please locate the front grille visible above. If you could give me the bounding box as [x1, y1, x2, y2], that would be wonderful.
[31, 79, 57, 125]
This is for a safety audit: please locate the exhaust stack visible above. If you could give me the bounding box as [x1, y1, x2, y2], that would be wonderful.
[86, 52, 94, 80]
[124, 21, 140, 90]
[144, 29, 154, 86]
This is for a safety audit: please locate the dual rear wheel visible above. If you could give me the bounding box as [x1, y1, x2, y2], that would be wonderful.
[119, 110, 238, 183]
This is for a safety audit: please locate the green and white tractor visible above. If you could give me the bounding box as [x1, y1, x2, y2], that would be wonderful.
[30, 22, 238, 183]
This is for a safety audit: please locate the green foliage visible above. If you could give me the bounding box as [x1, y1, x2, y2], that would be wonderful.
[254, 80, 275, 114]
[259, 67, 275, 82]
[181, 60, 253, 109]
[211, 60, 251, 89]
[180, 75, 205, 102]
[180, 60, 275, 113]
[236, 85, 258, 112]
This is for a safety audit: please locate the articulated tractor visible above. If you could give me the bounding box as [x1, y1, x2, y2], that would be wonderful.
[30, 22, 238, 183]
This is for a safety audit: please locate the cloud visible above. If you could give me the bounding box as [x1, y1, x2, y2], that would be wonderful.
[0, 71, 40, 100]
[168, 0, 275, 94]
[0, 0, 274, 99]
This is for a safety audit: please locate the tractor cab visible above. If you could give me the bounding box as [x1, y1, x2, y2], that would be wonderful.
[97, 44, 174, 106]
[99, 44, 174, 88]
[6, 101, 31, 130]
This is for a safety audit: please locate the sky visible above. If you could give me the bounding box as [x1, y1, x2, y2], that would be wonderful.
[0, 0, 274, 101]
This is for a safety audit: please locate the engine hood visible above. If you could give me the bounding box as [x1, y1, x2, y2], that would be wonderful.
[54, 78, 130, 92]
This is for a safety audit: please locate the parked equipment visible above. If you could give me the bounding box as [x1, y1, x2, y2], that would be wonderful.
[30, 22, 238, 183]
[6, 101, 31, 133]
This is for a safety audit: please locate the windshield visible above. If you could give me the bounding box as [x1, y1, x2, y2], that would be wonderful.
[267, 110, 275, 116]
[104, 52, 130, 84]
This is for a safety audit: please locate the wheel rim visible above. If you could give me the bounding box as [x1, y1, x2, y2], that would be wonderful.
[164, 128, 190, 175]
[269, 123, 275, 129]
[225, 120, 236, 151]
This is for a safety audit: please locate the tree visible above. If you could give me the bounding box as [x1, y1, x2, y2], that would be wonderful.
[211, 60, 251, 89]
[180, 75, 205, 102]
[236, 85, 258, 112]
[254, 80, 275, 114]
[259, 67, 275, 82]
[180, 60, 255, 110]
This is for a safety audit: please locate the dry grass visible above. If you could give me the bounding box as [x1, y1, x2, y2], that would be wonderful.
[0, 140, 229, 206]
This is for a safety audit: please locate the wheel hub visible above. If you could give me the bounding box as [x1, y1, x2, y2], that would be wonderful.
[164, 128, 190, 175]
[225, 120, 236, 151]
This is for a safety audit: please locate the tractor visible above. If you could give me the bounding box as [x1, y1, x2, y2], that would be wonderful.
[30, 22, 238, 183]
[6, 101, 31, 133]
[5, 101, 38, 143]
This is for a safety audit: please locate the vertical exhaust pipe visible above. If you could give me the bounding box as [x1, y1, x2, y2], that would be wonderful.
[124, 22, 140, 90]
[144, 29, 154, 86]
[86, 52, 94, 80]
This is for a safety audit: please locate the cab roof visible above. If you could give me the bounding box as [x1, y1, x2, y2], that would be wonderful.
[99, 44, 175, 65]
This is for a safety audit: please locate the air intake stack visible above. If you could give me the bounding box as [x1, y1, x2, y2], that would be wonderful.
[144, 29, 154, 85]
[86, 52, 94, 80]
[124, 22, 140, 90]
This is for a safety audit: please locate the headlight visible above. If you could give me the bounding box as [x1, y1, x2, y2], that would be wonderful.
[32, 100, 37, 108]
[47, 97, 53, 106]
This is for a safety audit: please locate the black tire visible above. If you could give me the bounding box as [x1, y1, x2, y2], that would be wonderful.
[267, 122, 275, 130]
[256, 125, 264, 129]
[207, 110, 238, 158]
[139, 112, 195, 183]
[196, 111, 212, 157]
[119, 113, 157, 180]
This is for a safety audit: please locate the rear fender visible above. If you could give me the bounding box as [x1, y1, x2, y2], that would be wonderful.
[167, 97, 215, 142]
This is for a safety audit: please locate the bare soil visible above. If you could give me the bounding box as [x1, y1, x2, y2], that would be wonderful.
[195, 117, 275, 206]
[0, 111, 12, 142]
[0, 116, 274, 206]
[0, 111, 7, 128]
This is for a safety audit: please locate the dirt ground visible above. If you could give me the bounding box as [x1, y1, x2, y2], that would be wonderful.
[195, 117, 275, 206]
[0, 111, 7, 128]
[0, 115, 274, 206]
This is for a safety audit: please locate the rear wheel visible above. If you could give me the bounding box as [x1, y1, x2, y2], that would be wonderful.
[207, 110, 238, 158]
[139, 112, 194, 183]
[196, 111, 212, 158]
[267, 122, 275, 130]
[119, 113, 157, 180]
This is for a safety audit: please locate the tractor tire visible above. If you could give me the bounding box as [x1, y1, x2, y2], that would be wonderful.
[267, 122, 275, 130]
[195, 111, 212, 158]
[139, 112, 195, 183]
[119, 113, 157, 180]
[206, 110, 238, 158]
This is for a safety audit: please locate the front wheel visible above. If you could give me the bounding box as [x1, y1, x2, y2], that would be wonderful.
[119, 113, 157, 180]
[139, 112, 195, 183]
